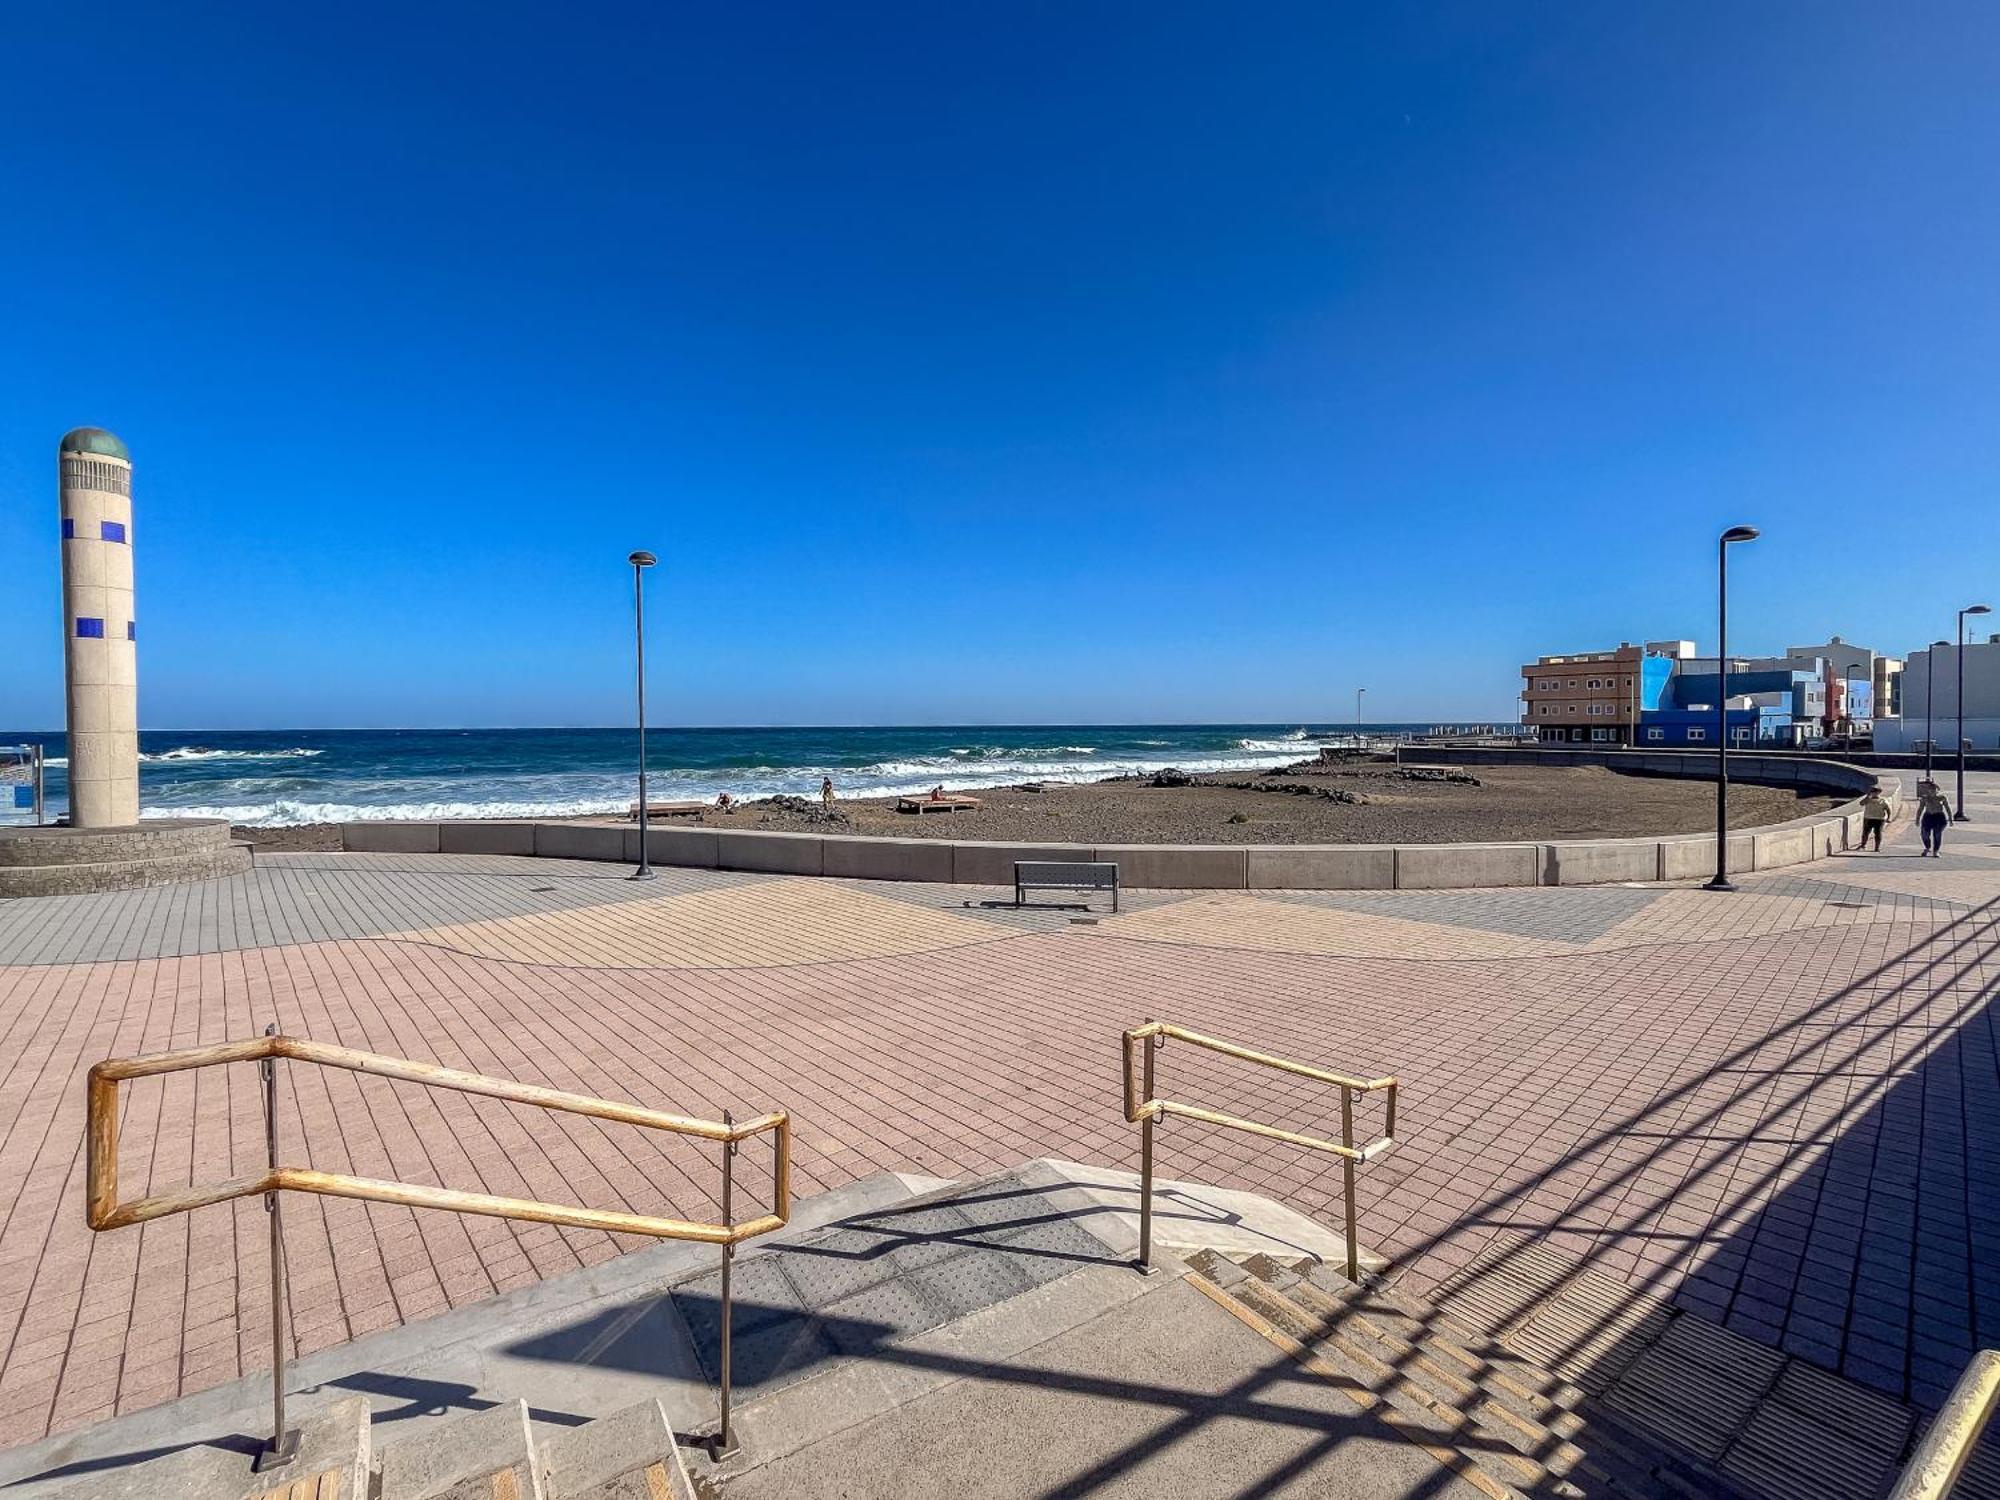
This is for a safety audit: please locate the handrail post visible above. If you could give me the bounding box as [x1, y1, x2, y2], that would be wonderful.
[714, 1110, 739, 1459]
[1137, 1023, 1160, 1275]
[1339, 1086, 1359, 1283]
[254, 1023, 297, 1470]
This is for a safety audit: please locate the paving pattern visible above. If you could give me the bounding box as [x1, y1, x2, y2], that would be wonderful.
[0, 772, 1993, 1452]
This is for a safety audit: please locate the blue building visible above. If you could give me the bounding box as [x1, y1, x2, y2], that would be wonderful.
[1643, 660, 1823, 746]
[1638, 707, 1763, 747]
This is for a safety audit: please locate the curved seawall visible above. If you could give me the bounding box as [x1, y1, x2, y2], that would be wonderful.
[341, 750, 1894, 891]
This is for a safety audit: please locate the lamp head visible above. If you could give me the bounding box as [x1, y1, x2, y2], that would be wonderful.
[1967, 604, 1993, 616]
[1721, 526, 1760, 544]
[628, 551, 657, 568]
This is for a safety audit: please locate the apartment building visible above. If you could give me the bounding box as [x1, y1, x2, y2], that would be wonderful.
[1520, 643, 1676, 745]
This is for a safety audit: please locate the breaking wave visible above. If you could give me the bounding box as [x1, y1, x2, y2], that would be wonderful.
[138, 747, 324, 764]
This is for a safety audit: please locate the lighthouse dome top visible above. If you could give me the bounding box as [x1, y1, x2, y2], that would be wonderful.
[59, 428, 130, 462]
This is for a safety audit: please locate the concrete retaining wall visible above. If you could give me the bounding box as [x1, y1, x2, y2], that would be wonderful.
[1402, 743, 1884, 796]
[340, 751, 1896, 892]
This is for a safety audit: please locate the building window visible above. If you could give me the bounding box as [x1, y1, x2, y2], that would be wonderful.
[1567, 705, 1577, 715]
[1646, 728, 1664, 742]
[61, 518, 74, 539]
[100, 520, 127, 543]
[1592, 728, 1611, 741]
[126, 621, 136, 640]
[75, 617, 104, 638]
[1687, 727, 1706, 741]
[1567, 680, 1578, 688]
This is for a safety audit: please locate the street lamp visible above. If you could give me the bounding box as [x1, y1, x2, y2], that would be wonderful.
[1925, 641, 1949, 780]
[1355, 687, 1366, 739]
[628, 550, 659, 880]
[1957, 604, 1992, 821]
[1705, 525, 1760, 892]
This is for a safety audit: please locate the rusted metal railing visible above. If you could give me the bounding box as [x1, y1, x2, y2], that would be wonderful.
[86, 1029, 788, 1465]
[1122, 1020, 1397, 1282]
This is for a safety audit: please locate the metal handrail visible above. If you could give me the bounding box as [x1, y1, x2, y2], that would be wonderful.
[1122, 1020, 1397, 1282]
[1890, 1349, 2000, 1500]
[86, 1028, 788, 1465]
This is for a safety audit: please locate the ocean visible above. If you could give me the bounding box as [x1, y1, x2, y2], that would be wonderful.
[0, 724, 1512, 828]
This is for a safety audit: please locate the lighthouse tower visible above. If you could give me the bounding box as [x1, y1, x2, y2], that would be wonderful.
[57, 428, 139, 827]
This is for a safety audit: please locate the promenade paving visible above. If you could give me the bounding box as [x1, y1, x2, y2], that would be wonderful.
[0, 771, 1993, 1453]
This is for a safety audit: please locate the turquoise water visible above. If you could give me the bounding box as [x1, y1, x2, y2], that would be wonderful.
[0, 723, 1496, 826]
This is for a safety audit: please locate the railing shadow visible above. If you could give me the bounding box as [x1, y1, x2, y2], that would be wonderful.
[1371, 890, 2000, 1449]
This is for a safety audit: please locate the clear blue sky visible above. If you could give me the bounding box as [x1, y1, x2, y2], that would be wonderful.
[2, 4, 1995, 729]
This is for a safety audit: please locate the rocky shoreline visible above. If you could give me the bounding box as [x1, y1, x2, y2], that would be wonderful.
[234, 757, 1845, 852]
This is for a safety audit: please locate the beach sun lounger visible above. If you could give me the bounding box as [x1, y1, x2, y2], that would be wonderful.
[896, 794, 982, 814]
[630, 800, 707, 820]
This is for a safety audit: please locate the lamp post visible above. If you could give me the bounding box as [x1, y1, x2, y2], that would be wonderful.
[628, 550, 658, 880]
[1355, 687, 1366, 740]
[1957, 604, 1992, 821]
[1924, 641, 1948, 780]
[1705, 526, 1760, 893]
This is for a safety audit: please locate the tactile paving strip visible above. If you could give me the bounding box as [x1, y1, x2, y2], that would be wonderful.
[670, 1176, 1117, 1401]
[1505, 1263, 1675, 1394]
[1428, 1234, 1581, 1339]
[1597, 1314, 1785, 1461]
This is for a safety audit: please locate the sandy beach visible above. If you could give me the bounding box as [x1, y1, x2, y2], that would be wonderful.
[236, 760, 1846, 851]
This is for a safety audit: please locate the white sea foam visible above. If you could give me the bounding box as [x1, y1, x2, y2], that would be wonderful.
[138, 747, 324, 763]
[139, 739, 1335, 827]
[146, 797, 632, 828]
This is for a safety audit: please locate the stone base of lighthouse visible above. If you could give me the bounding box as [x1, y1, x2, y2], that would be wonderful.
[0, 819, 251, 897]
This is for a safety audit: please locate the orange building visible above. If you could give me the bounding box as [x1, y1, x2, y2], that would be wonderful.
[1520, 642, 1670, 745]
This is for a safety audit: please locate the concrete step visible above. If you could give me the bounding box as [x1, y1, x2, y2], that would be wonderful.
[1205, 1245, 1933, 1500]
[47, 1394, 372, 1500]
[1401, 1234, 1919, 1500]
[1189, 1256, 1559, 1499]
[1277, 1265, 1691, 1500]
[537, 1398, 693, 1499]
[377, 1399, 542, 1500]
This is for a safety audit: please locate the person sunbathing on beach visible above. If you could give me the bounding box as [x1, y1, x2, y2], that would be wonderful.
[930, 784, 946, 801]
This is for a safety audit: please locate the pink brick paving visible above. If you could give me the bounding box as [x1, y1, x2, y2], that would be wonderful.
[0, 772, 1994, 1448]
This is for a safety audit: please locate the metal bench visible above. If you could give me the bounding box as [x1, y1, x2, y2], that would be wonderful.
[1014, 860, 1119, 913]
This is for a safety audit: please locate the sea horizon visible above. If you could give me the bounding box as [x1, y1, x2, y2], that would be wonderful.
[1, 721, 1516, 827]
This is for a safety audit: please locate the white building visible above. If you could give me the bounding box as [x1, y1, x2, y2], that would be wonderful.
[1784, 636, 1902, 721]
[1874, 635, 2000, 753]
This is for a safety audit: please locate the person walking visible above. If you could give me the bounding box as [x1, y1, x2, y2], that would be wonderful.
[1916, 778, 1952, 856]
[1858, 786, 1890, 851]
[821, 776, 835, 810]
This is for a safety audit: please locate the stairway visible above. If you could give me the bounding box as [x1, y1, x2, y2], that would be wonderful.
[56, 1392, 695, 1500]
[1183, 1246, 1966, 1500]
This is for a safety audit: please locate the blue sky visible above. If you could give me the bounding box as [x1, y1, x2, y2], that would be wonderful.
[2, 4, 1995, 729]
